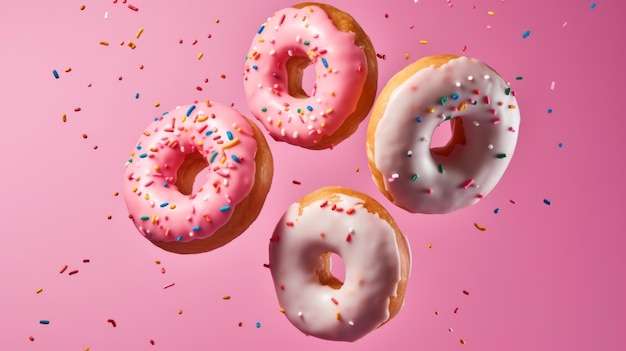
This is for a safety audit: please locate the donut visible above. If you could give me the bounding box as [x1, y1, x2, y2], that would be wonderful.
[269, 186, 411, 341]
[367, 55, 521, 214]
[123, 102, 273, 254]
[243, 2, 378, 149]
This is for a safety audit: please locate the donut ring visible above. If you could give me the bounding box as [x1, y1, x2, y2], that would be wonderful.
[367, 55, 521, 214]
[243, 2, 378, 149]
[123, 102, 273, 254]
[269, 187, 411, 341]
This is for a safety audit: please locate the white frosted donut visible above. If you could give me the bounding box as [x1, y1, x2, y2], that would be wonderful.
[243, 2, 378, 149]
[367, 55, 521, 214]
[269, 187, 411, 342]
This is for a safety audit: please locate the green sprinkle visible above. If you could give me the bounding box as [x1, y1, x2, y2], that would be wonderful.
[297, 108, 301, 114]
[209, 151, 219, 163]
[303, 40, 310, 45]
[261, 107, 267, 112]
[140, 215, 150, 220]
[411, 174, 418, 182]
[515, 76, 523, 80]
[440, 97, 448, 105]
[505, 87, 511, 95]
[128, 158, 133, 163]
[438, 164, 445, 173]
[444, 115, 452, 121]
[496, 153, 507, 159]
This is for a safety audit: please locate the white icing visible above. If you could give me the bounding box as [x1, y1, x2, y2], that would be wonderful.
[373, 57, 521, 213]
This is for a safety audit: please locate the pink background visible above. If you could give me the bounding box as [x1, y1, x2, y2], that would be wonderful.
[1, 0, 624, 350]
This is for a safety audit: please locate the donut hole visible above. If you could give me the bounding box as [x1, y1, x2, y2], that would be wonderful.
[175, 151, 209, 195]
[315, 252, 345, 289]
[430, 117, 467, 157]
[286, 56, 316, 98]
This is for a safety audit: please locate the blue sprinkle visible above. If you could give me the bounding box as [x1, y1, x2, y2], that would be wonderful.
[135, 92, 140, 99]
[257, 25, 265, 34]
[252, 65, 258, 70]
[52, 70, 59, 79]
[192, 226, 200, 231]
[186, 105, 196, 117]
[494, 208, 500, 214]
[232, 155, 241, 163]
[306, 105, 313, 111]
[451, 93, 460, 100]
[558, 142, 563, 148]
[590, 2, 597, 9]
[160, 202, 169, 208]
[40, 320, 50, 325]
[543, 199, 552, 206]
[522, 30, 531, 39]
[220, 205, 231, 212]
[162, 111, 169, 116]
[255, 322, 261, 328]
[226, 131, 233, 140]
[139, 153, 148, 158]
[205, 130, 213, 136]
[177, 236, 183, 241]
[547, 108, 553, 113]
[322, 57, 329, 68]
[136, 145, 142, 150]
[163, 182, 169, 187]
[416, 117, 422, 123]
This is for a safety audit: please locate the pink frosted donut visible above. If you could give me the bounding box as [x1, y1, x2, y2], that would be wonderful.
[367, 55, 521, 214]
[243, 2, 378, 149]
[124, 102, 273, 254]
[269, 187, 411, 341]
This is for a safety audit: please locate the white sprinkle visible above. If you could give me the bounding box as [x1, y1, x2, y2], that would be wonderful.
[280, 128, 286, 136]
[348, 320, 355, 326]
[391, 173, 399, 179]
[487, 144, 494, 149]
[348, 227, 355, 234]
[484, 74, 490, 80]
[455, 82, 461, 87]
[472, 121, 480, 126]
[104, 12, 109, 19]
[407, 150, 413, 157]
[467, 75, 474, 81]
[269, 49, 276, 56]
[449, 328, 454, 332]
[296, 35, 301, 43]
[292, 131, 298, 138]
[298, 311, 303, 317]
[550, 81, 556, 90]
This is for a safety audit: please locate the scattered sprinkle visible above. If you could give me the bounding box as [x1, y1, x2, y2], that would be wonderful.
[460, 339, 466, 345]
[419, 40, 428, 44]
[494, 208, 500, 214]
[136, 28, 144, 38]
[68, 269, 79, 275]
[80, 5, 85, 10]
[222, 295, 231, 300]
[52, 69, 59, 79]
[463, 290, 470, 295]
[99, 41, 109, 46]
[522, 30, 531, 39]
[107, 319, 117, 327]
[36, 288, 43, 294]
[558, 142, 563, 148]
[163, 282, 175, 289]
[255, 322, 261, 328]
[474, 223, 487, 231]
[128, 4, 139, 11]
[543, 198, 552, 206]
[292, 180, 301, 185]
[590, 2, 597, 9]
[39, 320, 50, 325]
[59, 265, 68, 274]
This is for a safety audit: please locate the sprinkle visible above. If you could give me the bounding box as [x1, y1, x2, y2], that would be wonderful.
[99, 41, 109, 46]
[494, 208, 500, 214]
[59, 265, 68, 274]
[292, 180, 301, 185]
[331, 297, 339, 305]
[440, 97, 448, 105]
[62, 114, 67, 122]
[460, 339, 466, 345]
[336, 312, 341, 320]
[39, 320, 50, 325]
[68, 270, 79, 275]
[411, 174, 418, 182]
[29, 336, 34, 341]
[558, 142, 563, 148]
[221, 138, 240, 150]
[496, 153, 507, 159]
[505, 87, 511, 95]
[487, 10, 495, 16]
[192, 226, 200, 231]
[461, 179, 474, 189]
[463, 290, 470, 295]
[140, 215, 150, 220]
[209, 152, 219, 163]
[522, 30, 531, 39]
[222, 295, 231, 300]
[136, 28, 144, 38]
[547, 108, 553, 113]
[197, 52, 204, 60]
[52, 69, 59, 79]
[438, 164, 445, 173]
[186, 105, 196, 117]
[107, 319, 117, 327]
[516, 76, 523, 80]
[419, 40, 428, 44]
[416, 117, 422, 123]
[36, 288, 43, 294]
[163, 282, 175, 289]
[83, 259, 90, 263]
[220, 205, 231, 212]
[128, 4, 139, 11]
[80, 5, 85, 10]
[550, 81, 556, 90]
[257, 25, 265, 34]
[321, 57, 329, 68]
[255, 322, 261, 328]
[231, 155, 241, 163]
[135, 92, 140, 99]
[543, 198, 552, 205]
[474, 223, 487, 231]
[590, 2, 597, 9]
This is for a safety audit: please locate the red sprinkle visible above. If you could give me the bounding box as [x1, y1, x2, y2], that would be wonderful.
[82, 259, 90, 263]
[29, 336, 35, 341]
[292, 180, 301, 185]
[331, 297, 339, 305]
[285, 221, 294, 227]
[319, 200, 328, 208]
[128, 4, 138, 11]
[59, 264, 68, 274]
[149, 339, 155, 345]
[263, 263, 270, 269]
[74, 107, 81, 112]
[463, 290, 470, 295]
[346, 234, 352, 242]
[107, 319, 117, 327]
[454, 307, 459, 314]
[68, 269, 79, 275]
[346, 208, 355, 215]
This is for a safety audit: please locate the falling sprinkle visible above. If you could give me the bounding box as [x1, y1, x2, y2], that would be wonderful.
[463, 290, 470, 295]
[107, 319, 117, 327]
[52, 69, 59, 79]
[163, 282, 175, 289]
[36, 288, 43, 294]
[487, 10, 494, 16]
[39, 320, 50, 325]
[197, 52, 204, 60]
[419, 40, 428, 44]
[222, 295, 231, 300]
[474, 223, 487, 231]
[128, 4, 139, 11]
[494, 208, 500, 214]
[255, 322, 261, 328]
[29, 336, 34, 341]
[460, 339, 466, 345]
[558, 142, 563, 148]
[522, 30, 531, 39]
[62, 114, 67, 122]
[543, 198, 552, 206]
[99, 41, 109, 46]
[136, 28, 144, 38]
[590, 2, 597, 9]
[59, 265, 68, 274]
[292, 180, 301, 185]
[550, 81, 556, 90]
[80, 5, 85, 10]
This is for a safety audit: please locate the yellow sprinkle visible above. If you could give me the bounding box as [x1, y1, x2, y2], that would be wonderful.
[325, 108, 333, 114]
[128, 41, 137, 49]
[220, 156, 226, 164]
[99, 41, 109, 46]
[222, 295, 231, 300]
[197, 52, 204, 60]
[329, 90, 335, 96]
[143, 130, 151, 136]
[181, 115, 187, 123]
[155, 260, 161, 264]
[336, 312, 341, 320]
[206, 100, 212, 107]
[62, 114, 67, 122]
[169, 204, 176, 209]
[132, 187, 138, 193]
[428, 108, 435, 113]
[276, 120, 282, 127]
[474, 223, 487, 231]
[151, 214, 157, 224]
[355, 167, 360, 172]
[405, 53, 410, 60]
[508, 104, 517, 109]
[459, 102, 467, 111]
[144, 193, 149, 200]
[136, 27, 144, 38]
[428, 243, 433, 248]
[119, 41, 124, 45]
[154, 102, 160, 107]
[153, 165, 160, 170]
[84, 348, 89, 351]
[258, 37, 265, 43]
[197, 115, 208, 122]
[320, 122, 326, 127]
[279, 308, 285, 313]
[36, 288, 43, 294]
[488, 11, 495, 16]
[419, 40, 428, 44]
[80, 5, 85, 10]
[113, 191, 119, 196]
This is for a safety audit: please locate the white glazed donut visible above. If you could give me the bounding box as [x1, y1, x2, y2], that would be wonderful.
[367, 55, 521, 214]
[269, 187, 411, 342]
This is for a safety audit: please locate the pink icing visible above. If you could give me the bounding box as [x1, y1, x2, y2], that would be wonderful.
[123, 102, 258, 242]
[372, 57, 521, 213]
[269, 192, 407, 342]
[243, 5, 368, 147]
